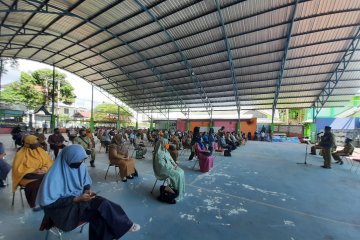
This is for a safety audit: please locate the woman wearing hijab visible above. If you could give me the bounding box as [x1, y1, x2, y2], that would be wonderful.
[12, 135, 53, 209]
[108, 135, 137, 182]
[153, 137, 185, 201]
[0, 142, 10, 187]
[36, 144, 140, 240]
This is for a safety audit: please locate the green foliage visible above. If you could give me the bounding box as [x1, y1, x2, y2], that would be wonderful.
[1, 72, 44, 109]
[94, 103, 132, 125]
[0, 58, 18, 75]
[1, 69, 76, 109]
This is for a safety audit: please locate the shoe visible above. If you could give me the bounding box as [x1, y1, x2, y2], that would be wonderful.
[133, 169, 138, 177]
[90, 162, 95, 167]
[129, 223, 140, 232]
[0, 184, 6, 188]
[122, 178, 127, 182]
[339, 161, 344, 165]
[321, 165, 331, 169]
[32, 206, 42, 212]
[127, 175, 134, 179]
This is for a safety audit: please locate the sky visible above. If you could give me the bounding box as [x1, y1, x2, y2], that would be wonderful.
[1, 59, 137, 115]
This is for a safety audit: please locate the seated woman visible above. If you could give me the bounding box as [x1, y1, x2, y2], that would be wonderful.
[0, 143, 11, 187]
[153, 138, 185, 201]
[12, 135, 53, 209]
[194, 142, 214, 173]
[36, 144, 140, 240]
[109, 135, 137, 182]
[134, 133, 147, 159]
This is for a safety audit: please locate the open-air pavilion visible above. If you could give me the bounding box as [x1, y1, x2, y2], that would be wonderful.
[1, 0, 360, 239]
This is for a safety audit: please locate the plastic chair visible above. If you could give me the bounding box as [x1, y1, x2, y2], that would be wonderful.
[150, 177, 169, 194]
[12, 185, 26, 207]
[40, 216, 87, 240]
[104, 163, 120, 183]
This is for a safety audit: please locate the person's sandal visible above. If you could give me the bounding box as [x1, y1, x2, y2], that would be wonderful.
[129, 223, 140, 232]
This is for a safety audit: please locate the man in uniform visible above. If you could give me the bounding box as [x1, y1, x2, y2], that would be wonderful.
[75, 129, 96, 167]
[319, 126, 336, 169]
[332, 137, 354, 165]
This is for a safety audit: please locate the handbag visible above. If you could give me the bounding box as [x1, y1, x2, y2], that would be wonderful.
[224, 149, 231, 157]
[157, 185, 178, 204]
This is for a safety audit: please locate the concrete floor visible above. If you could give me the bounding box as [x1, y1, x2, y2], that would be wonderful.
[0, 134, 360, 240]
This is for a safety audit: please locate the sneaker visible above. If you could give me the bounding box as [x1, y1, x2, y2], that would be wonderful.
[90, 162, 95, 167]
[122, 177, 127, 182]
[129, 223, 140, 232]
[127, 175, 134, 179]
[321, 165, 331, 169]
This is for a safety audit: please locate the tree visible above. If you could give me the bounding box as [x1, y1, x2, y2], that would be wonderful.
[1, 69, 76, 109]
[94, 103, 132, 125]
[0, 57, 18, 75]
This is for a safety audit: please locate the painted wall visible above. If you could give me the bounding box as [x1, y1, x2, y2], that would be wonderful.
[176, 119, 187, 132]
[189, 120, 210, 132]
[173, 118, 257, 133]
[316, 117, 360, 131]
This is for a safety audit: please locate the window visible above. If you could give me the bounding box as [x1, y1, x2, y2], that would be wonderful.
[64, 108, 69, 114]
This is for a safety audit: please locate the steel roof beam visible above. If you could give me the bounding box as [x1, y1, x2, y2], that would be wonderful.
[67, 0, 313, 73]
[1, 1, 174, 116]
[59, 0, 252, 70]
[84, 31, 357, 82]
[74, 8, 357, 75]
[0, 43, 166, 117]
[0, 0, 50, 56]
[313, 26, 360, 117]
[137, 99, 352, 112]
[24, 0, 115, 60]
[134, 0, 212, 116]
[126, 86, 357, 106]
[215, 0, 240, 118]
[0, 24, 55, 37]
[49, 0, 195, 65]
[272, 0, 299, 123]
[92, 44, 359, 86]
[97, 60, 360, 94]
[115, 77, 360, 99]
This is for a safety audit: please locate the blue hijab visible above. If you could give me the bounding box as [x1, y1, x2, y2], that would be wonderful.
[36, 144, 92, 207]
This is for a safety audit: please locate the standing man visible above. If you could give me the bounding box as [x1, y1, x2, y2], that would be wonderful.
[42, 121, 48, 134]
[319, 126, 336, 169]
[75, 129, 96, 167]
[48, 128, 66, 158]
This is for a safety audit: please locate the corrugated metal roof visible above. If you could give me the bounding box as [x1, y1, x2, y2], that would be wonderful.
[1, 0, 359, 115]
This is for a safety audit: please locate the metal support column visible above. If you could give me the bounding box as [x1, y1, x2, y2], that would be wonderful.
[237, 109, 241, 133]
[150, 113, 153, 130]
[167, 109, 170, 131]
[50, 64, 56, 132]
[210, 108, 213, 128]
[117, 105, 121, 129]
[271, 0, 299, 123]
[136, 112, 139, 129]
[186, 109, 190, 131]
[90, 85, 95, 132]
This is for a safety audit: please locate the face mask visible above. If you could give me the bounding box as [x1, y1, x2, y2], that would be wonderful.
[69, 162, 82, 169]
[29, 143, 40, 149]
